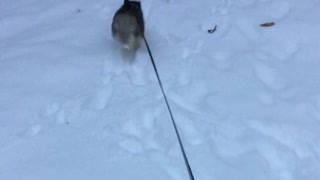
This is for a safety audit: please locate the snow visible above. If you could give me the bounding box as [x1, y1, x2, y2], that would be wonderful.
[1, 0, 320, 179]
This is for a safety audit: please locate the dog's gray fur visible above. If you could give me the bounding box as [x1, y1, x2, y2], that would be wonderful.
[112, 0, 144, 52]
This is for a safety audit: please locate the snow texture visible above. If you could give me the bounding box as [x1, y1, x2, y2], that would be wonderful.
[1, 0, 320, 179]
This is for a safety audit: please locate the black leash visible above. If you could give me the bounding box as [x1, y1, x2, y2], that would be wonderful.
[143, 37, 195, 180]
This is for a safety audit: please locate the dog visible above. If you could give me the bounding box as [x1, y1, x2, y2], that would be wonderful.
[111, 0, 145, 52]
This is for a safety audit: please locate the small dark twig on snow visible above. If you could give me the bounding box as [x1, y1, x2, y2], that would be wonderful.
[208, 25, 217, 34]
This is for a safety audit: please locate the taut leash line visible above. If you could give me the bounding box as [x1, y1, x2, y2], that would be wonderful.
[143, 37, 195, 180]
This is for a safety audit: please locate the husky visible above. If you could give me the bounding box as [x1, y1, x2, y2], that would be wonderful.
[111, 0, 145, 52]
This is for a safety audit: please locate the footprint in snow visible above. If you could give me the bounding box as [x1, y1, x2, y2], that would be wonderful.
[235, 18, 262, 41]
[21, 124, 42, 138]
[141, 106, 163, 131]
[246, 124, 297, 180]
[103, 58, 125, 77]
[307, 95, 320, 120]
[265, 1, 292, 20]
[163, 163, 186, 180]
[181, 40, 204, 59]
[44, 102, 68, 124]
[258, 91, 275, 105]
[38, 102, 65, 124]
[254, 61, 287, 91]
[120, 120, 143, 138]
[27, 103, 66, 138]
[232, 0, 257, 8]
[143, 150, 183, 179]
[41, 98, 83, 125]
[175, 113, 205, 146]
[103, 52, 151, 86]
[256, 143, 294, 180]
[119, 135, 143, 154]
[209, 51, 234, 70]
[100, 72, 115, 86]
[88, 87, 113, 110]
[170, 81, 209, 113]
[118, 106, 163, 147]
[261, 38, 300, 62]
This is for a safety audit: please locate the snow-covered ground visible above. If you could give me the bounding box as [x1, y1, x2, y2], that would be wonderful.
[1, 0, 320, 179]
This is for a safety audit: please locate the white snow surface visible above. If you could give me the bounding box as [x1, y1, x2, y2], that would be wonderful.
[1, 0, 320, 179]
